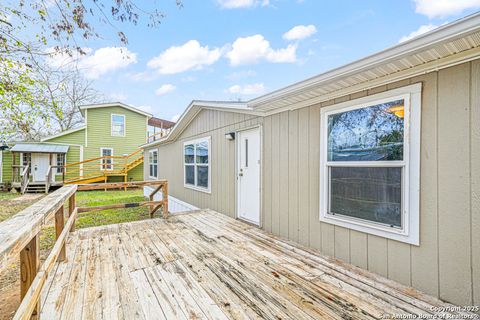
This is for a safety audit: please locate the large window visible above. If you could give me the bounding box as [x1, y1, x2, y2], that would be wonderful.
[100, 148, 113, 170]
[320, 84, 421, 245]
[111, 114, 125, 137]
[184, 137, 210, 192]
[149, 149, 158, 178]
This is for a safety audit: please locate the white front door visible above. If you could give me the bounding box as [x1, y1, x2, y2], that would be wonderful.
[32, 153, 50, 182]
[237, 127, 261, 225]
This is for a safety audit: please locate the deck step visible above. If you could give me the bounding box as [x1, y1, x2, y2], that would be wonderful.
[25, 184, 46, 193]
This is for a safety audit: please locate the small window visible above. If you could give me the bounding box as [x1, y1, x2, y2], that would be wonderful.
[100, 148, 113, 170]
[320, 84, 421, 245]
[184, 137, 210, 192]
[111, 114, 125, 137]
[22, 153, 31, 174]
[22, 153, 31, 167]
[56, 154, 65, 174]
[149, 149, 158, 178]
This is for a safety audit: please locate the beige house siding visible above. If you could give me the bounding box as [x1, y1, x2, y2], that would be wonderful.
[145, 60, 480, 306]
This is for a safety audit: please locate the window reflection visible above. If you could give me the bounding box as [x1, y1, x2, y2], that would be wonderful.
[327, 99, 404, 161]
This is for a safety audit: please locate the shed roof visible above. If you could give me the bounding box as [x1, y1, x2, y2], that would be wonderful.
[148, 117, 176, 129]
[10, 143, 69, 153]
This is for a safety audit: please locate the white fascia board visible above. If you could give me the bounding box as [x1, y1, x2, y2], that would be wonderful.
[262, 45, 480, 116]
[248, 12, 480, 107]
[79, 102, 152, 118]
[140, 101, 264, 148]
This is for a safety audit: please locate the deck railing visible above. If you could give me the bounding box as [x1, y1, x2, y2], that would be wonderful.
[0, 180, 168, 319]
[146, 128, 171, 143]
[20, 164, 30, 194]
[63, 149, 144, 184]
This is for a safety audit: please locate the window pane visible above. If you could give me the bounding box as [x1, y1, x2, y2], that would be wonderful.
[184, 144, 194, 163]
[196, 141, 209, 164]
[329, 167, 402, 227]
[112, 115, 124, 123]
[112, 124, 124, 136]
[197, 166, 209, 188]
[328, 99, 404, 161]
[185, 165, 195, 185]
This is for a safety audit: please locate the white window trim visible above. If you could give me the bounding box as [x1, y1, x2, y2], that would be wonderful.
[111, 114, 126, 137]
[100, 147, 114, 171]
[183, 136, 211, 194]
[148, 149, 158, 179]
[319, 83, 421, 246]
[55, 153, 66, 175]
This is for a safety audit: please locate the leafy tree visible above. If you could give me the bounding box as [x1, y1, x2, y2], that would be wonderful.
[0, 0, 182, 140]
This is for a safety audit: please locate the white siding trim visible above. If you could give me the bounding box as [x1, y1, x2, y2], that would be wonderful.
[85, 110, 88, 147]
[144, 186, 198, 213]
[0, 151, 2, 183]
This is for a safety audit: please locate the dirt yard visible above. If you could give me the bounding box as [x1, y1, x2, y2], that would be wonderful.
[0, 192, 47, 320]
[0, 189, 149, 319]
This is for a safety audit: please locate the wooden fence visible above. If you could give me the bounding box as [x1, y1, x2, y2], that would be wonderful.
[0, 180, 168, 319]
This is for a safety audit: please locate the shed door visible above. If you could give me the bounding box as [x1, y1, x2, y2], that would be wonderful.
[237, 127, 261, 225]
[32, 153, 50, 182]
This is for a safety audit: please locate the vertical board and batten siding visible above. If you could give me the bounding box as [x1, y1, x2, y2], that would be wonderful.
[148, 61, 479, 306]
[85, 107, 147, 181]
[147, 109, 262, 218]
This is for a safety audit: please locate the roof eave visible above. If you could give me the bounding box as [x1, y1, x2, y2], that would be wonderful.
[248, 11, 480, 108]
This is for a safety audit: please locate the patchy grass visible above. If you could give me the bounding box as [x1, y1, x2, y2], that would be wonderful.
[0, 192, 18, 201]
[75, 189, 150, 229]
[0, 189, 150, 319]
[0, 193, 45, 223]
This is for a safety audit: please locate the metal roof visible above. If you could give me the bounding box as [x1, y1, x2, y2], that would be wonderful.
[10, 143, 69, 153]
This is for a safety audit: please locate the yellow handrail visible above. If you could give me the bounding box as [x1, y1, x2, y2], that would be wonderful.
[63, 149, 144, 184]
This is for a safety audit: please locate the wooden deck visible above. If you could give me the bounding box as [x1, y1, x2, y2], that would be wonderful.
[39, 210, 474, 319]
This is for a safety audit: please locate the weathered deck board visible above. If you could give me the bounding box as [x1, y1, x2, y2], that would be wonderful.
[40, 210, 475, 319]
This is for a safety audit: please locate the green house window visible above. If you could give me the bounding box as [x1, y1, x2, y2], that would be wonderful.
[111, 114, 125, 137]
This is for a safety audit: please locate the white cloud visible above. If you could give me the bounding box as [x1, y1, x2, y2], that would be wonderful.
[414, 0, 480, 18]
[399, 24, 439, 42]
[155, 84, 176, 96]
[46, 47, 137, 79]
[147, 40, 221, 75]
[171, 114, 181, 122]
[226, 35, 297, 66]
[228, 83, 265, 95]
[283, 24, 317, 41]
[217, 0, 269, 9]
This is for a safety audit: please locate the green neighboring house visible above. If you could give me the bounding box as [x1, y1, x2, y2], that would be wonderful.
[0, 102, 156, 192]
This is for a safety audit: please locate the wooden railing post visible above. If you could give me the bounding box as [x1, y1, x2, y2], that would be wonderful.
[55, 206, 66, 262]
[20, 235, 40, 319]
[69, 194, 76, 232]
[162, 182, 169, 219]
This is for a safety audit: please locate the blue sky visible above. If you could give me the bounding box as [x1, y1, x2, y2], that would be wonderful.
[51, 0, 480, 122]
